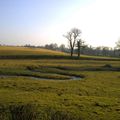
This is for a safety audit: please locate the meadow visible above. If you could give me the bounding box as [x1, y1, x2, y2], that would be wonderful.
[0, 46, 120, 120]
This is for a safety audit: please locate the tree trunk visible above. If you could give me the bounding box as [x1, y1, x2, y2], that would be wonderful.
[77, 41, 81, 58]
[71, 48, 73, 57]
[78, 47, 80, 58]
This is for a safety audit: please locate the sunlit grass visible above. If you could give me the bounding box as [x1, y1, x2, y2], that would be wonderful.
[0, 46, 120, 120]
[0, 46, 67, 56]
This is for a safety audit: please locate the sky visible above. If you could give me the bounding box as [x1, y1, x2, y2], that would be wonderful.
[0, 0, 120, 48]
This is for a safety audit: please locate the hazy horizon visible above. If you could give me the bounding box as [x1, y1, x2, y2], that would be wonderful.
[0, 0, 120, 48]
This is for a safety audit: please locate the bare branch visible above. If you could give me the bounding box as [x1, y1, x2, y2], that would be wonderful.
[63, 28, 82, 57]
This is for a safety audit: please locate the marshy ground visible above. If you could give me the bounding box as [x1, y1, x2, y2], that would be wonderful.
[0, 47, 120, 120]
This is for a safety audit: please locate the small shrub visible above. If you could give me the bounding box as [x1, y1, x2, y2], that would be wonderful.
[44, 107, 81, 120]
[94, 102, 110, 107]
[103, 64, 112, 68]
[26, 66, 35, 71]
[9, 104, 38, 120]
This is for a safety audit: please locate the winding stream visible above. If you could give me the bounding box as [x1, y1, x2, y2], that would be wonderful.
[0, 75, 82, 80]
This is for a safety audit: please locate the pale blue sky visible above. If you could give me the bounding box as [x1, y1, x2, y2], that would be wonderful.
[0, 0, 120, 47]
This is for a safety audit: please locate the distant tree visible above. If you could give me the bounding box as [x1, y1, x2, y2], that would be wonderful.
[95, 46, 102, 56]
[102, 46, 110, 56]
[24, 44, 35, 48]
[116, 39, 120, 49]
[45, 43, 58, 50]
[59, 44, 66, 52]
[63, 28, 82, 57]
[115, 39, 120, 56]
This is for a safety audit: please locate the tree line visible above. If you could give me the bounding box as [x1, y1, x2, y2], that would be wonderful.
[40, 43, 120, 57]
[24, 27, 120, 58]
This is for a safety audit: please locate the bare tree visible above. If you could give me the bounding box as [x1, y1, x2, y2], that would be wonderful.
[63, 28, 81, 57]
[77, 39, 85, 58]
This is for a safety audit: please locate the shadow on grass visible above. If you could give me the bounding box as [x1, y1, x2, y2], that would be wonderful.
[0, 55, 119, 61]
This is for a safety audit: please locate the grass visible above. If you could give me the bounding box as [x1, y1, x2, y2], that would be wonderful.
[0, 46, 120, 120]
[0, 46, 67, 56]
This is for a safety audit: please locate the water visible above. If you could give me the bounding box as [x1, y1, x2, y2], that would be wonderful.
[70, 76, 82, 80]
[0, 75, 82, 80]
[29, 76, 82, 80]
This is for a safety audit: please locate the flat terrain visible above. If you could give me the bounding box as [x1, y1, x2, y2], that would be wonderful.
[0, 46, 120, 120]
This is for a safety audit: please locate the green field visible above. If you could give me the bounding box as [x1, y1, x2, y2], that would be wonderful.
[0, 46, 120, 120]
